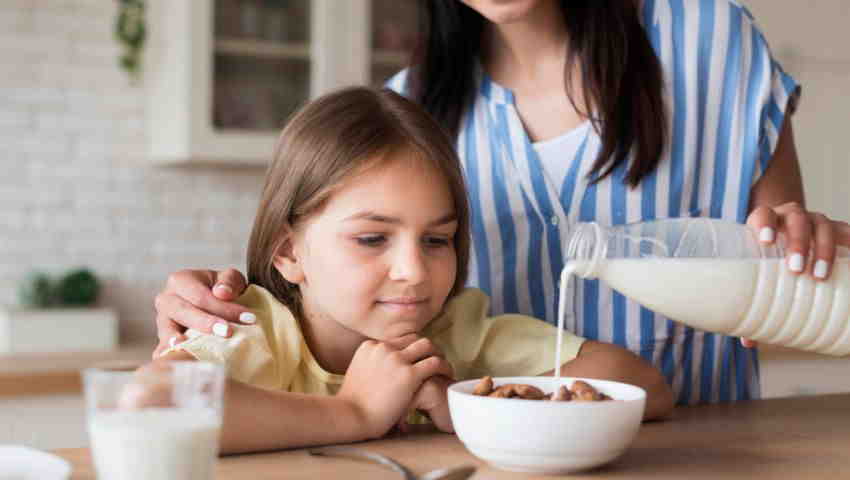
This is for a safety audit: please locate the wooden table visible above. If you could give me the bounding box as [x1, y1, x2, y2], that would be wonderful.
[56, 393, 850, 479]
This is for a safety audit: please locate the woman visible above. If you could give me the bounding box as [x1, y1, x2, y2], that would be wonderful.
[152, 0, 849, 404]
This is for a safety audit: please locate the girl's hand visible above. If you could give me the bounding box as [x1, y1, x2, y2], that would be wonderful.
[409, 375, 455, 433]
[337, 338, 454, 439]
[384, 334, 455, 433]
[743, 203, 850, 348]
[153, 268, 252, 358]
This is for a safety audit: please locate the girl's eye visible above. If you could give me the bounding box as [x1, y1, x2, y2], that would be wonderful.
[355, 235, 386, 247]
[423, 236, 452, 248]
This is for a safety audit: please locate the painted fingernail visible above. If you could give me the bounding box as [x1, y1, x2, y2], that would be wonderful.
[814, 260, 829, 279]
[759, 227, 775, 243]
[789, 253, 805, 273]
[239, 312, 256, 324]
[214, 284, 233, 295]
[169, 336, 179, 348]
[212, 323, 230, 337]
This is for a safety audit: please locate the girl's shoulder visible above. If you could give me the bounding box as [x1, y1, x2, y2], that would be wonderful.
[424, 288, 490, 336]
[442, 288, 491, 317]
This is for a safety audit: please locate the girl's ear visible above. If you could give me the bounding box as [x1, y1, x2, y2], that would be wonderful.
[272, 231, 305, 285]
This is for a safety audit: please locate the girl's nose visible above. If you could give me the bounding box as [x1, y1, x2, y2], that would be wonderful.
[388, 242, 428, 285]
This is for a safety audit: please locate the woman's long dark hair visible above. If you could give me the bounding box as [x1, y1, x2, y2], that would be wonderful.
[409, 1, 667, 187]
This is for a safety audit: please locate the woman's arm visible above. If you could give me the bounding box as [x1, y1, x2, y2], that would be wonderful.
[748, 116, 850, 279]
[541, 340, 675, 421]
[748, 114, 805, 209]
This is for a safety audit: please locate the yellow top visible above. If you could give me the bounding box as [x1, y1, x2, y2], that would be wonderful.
[162, 285, 585, 401]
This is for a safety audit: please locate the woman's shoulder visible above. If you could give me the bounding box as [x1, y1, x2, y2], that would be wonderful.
[648, 0, 765, 32]
[384, 69, 410, 96]
[646, 0, 781, 82]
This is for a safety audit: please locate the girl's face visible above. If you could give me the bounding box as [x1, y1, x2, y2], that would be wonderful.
[460, 0, 548, 24]
[276, 150, 458, 342]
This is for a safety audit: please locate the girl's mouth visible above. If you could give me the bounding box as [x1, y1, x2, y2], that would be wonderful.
[376, 297, 429, 313]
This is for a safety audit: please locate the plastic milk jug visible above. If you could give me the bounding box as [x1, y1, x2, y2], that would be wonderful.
[560, 218, 850, 355]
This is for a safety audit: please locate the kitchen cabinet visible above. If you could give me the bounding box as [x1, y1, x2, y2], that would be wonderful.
[145, 0, 417, 166]
[759, 346, 850, 398]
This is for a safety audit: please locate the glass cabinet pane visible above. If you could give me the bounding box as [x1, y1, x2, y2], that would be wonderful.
[213, 0, 311, 131]
[215, 0, 310, 43]
[370, 0, 418, 86]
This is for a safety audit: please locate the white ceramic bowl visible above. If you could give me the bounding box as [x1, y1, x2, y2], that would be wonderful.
[448, 376, 646, 474]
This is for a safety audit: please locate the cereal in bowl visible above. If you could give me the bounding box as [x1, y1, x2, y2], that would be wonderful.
[471, 376, 613, 401]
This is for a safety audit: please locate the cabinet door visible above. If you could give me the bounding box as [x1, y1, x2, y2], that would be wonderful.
[147, 0, 417, 165]
[369, 0, 418, 86]
[213, 0, 312, 132]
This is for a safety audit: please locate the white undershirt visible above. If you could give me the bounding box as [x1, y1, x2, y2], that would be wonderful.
[531, 121, 591, 192]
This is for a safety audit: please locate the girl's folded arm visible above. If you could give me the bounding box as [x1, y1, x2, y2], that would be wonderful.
[151, 352, 370, 454]
[217, 381, 368, 454]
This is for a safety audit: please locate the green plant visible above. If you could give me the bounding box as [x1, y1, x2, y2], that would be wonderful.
[18, 272, 54, 308]
[56, 269, 101, 306]
[17, 268, 101, 308]
[115, 0, 146, 82]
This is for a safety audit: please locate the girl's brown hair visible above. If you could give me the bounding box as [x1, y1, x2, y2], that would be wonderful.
[247, 87, 470, 316]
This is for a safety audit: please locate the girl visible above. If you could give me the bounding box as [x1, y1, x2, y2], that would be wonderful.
[147, 87, 673, 454]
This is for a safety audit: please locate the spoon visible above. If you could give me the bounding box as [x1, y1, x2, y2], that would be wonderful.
[309, 445, 476, 480]
[419, 465, 477, 480]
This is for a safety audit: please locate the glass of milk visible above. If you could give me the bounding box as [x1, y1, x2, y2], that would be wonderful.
[82, 361, 225, 480]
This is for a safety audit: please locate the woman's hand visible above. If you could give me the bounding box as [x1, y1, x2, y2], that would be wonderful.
[153, 268, 251, 358]
[742, 203, 850, 348]
[748, 202, 850, 279]
[336, 338, 454, 439]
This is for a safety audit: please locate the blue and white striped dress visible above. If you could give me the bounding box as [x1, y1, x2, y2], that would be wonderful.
[388, 0, 800, 404]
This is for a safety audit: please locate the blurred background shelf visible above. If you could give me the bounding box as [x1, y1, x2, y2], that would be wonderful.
[0, 344, 152, 398]
[215, 38, 310, 60]
[372, 49, 408, 67]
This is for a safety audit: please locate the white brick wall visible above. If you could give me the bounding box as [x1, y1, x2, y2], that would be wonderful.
[744, 0, 850, 223]
[0, 1, 263, 344]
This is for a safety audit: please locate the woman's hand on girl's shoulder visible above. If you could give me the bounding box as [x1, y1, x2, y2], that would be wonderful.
[152, 268, 251, 358]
